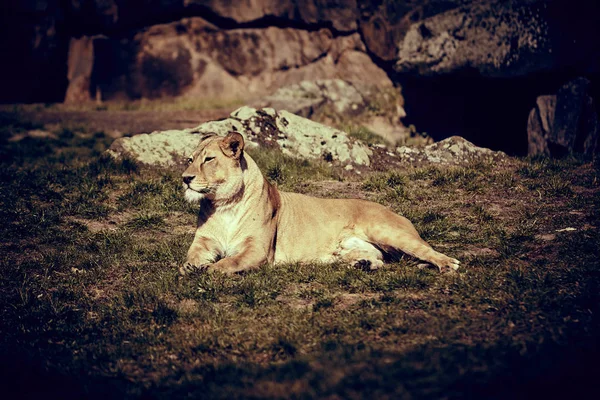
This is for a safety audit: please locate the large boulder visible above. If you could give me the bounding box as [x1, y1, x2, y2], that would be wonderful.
[108, 106, 372, 167]
[393, 1, 554, 77]
[527, 78, 599, 157]
[69, 18, 389, 102]
[357, 0, 598, 78]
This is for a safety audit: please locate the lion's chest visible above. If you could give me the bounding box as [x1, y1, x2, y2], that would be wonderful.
[201, 207, 248, 257]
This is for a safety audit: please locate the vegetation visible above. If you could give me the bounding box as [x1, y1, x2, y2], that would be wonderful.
[1, 114, 599, 399]
[246, 147, 339, 192]
[344, 124, 390, 146]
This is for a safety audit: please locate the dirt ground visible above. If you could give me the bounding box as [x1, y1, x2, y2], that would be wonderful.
[2, 107, 230, 137]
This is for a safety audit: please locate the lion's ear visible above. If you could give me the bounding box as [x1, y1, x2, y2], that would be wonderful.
[219, 131, 245, 159]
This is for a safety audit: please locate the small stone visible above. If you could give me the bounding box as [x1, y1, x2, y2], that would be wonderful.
[230, 106, 257, 120]
[535, 234, 556, 241]
[556, 227, 577, 232]
[448, 144, 461, 153]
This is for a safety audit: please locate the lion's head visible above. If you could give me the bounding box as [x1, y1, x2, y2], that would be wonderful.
[182, 131, 245, 204]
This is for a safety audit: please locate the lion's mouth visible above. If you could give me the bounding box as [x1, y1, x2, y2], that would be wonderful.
[186, 185, 211, 194]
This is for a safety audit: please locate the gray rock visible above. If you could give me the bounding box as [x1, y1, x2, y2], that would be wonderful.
[395, 1, 554, 77]
[108, 106, 372, 167]
[8, 129, 58, 143]
[527, 78, 599, 157]
[107, 129, 204, 166]
[258, 79, 366, 118]
[396, 136, 506, 166]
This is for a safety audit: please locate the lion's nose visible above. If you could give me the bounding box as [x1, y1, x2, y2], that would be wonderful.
[183, 176, 194, 185]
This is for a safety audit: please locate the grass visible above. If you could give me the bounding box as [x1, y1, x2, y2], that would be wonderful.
[344, 124, 390, 146]
[247, 147, 339, 192]
[0, 113, 599, 399]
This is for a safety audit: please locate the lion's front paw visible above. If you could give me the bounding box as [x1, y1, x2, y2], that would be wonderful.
[205, 263, 238, 275]
[179, 262, 209, 276]
[436, 256, 461, 272]
[448, 258, 461, 271]
[352, 259, 383, 272]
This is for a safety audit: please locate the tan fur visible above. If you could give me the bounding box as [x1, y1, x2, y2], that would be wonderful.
[180, 132, 460, 275]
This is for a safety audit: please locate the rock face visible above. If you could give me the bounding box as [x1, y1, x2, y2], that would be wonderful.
[108, 106, 372, 167]
[4, 1, 598, 103]
[528, 78, 599, 157]
[396, 136, 506, 166]
[70, 18, 390, 102]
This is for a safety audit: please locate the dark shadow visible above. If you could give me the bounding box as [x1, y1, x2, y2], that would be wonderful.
[399, 71, 577, 156]
[0, 349, 130, 400]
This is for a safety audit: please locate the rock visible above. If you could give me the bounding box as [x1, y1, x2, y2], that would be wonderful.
[6, 1, 366, 103]
[395, 136, 506, 166]
[535, 234, 556, 241]
[108, 106, 372, 167]
[64, 37, 96, 104]
[258, 79, 408, 144]
[258, 79, 367, 118]
[358, 1, 409, 62]
[394, 1, 554, 77]
[334, 50, 394, 88]
[362, 0, 599, 155]
[78, 19, 387, 102]
[527, 78, 599, 157]
[388, 0, 598, 78]
[7, 0, 596, 133]
[273, 110, 372, 165]
[362, 116, 409, 146]
[8, 129, 58, 143]
[107, 129, 203, 166]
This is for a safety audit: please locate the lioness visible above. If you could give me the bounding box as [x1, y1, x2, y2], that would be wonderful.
[180, 131, 460, 275]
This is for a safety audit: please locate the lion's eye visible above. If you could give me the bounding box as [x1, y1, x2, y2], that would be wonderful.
[204, 156, 215, 163]
[187, 157, 193, 164]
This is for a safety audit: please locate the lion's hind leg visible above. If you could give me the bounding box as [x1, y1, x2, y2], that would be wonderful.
[366, 213, 460, 272]
[336, 237, 384, 271]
